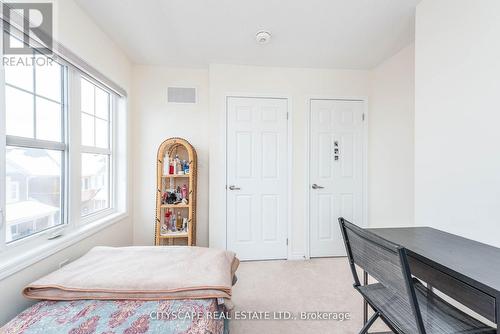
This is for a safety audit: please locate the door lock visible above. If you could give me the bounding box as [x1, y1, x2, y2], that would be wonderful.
[334, 140, 340, 161]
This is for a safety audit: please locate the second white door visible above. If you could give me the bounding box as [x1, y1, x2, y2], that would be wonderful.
[226, 97, 288, 261]
[309, 99, 365, 257]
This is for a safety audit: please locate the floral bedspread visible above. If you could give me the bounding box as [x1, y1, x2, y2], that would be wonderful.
[1, 299, 225, 334]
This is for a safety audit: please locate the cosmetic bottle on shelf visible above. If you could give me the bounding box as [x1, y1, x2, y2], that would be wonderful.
[173, 155, 178, 174]
[169, 158, 174, 175]
[170, 211, 176, 231]
[175, 186, 181, 202]
[163, 155, 169, 175]
[176, 157, 184, 175]
[161, 216, 168, 235]
[176, 212, 183, 231]
[181, 184, 188, 199]
[164, 209, 172, 233]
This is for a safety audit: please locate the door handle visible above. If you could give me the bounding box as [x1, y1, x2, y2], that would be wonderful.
[228, 185, 241, 190]
[311, 184, 325, 189]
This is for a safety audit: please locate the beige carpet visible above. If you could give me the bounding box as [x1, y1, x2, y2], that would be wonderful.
[230, 257, 389, 334]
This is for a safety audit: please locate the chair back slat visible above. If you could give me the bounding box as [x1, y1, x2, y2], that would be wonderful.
[339, 218, 424, 334]
[346, 225, 407, 294]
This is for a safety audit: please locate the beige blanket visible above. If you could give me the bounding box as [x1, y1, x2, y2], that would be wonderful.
[23, 246, 239, 301]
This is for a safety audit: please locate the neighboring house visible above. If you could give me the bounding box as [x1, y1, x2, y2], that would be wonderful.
[6, 201, 59, 242]
[81, 155, 108, 216]
[6, 149, 61, 242]
[5, 149, 107, 242]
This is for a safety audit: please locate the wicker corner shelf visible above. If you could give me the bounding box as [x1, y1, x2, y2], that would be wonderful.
[154, 137, 197, 246]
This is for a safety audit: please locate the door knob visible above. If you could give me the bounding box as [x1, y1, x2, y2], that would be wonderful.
[312, 184, 325, 189]
[228, 185, 241, 190]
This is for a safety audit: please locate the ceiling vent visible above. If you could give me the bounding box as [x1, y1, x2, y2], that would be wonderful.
[167, 87, 197, 104]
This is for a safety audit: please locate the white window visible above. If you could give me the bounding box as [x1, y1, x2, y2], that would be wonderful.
[1, 39, 127, 259]
[80, 77, 112, 218]
[4, 52, 65, 243]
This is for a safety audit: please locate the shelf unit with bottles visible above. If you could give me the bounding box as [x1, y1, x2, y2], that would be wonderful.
[155, 137, 197, 246]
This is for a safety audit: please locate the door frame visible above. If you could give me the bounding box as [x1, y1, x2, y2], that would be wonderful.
[305, 96, 369, 259]
[224, 93, 293, 260]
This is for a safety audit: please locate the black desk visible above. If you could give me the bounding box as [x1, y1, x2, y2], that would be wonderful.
[365, 226, 500, 333]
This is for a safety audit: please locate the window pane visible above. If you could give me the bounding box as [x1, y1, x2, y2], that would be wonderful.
[81, 113, 95, 146]
[6, 176, 20, 203]
[81, 78, 95, 115]
[95, 87, 109, 120]
[6, 86, 34, 138]
[35, 57, 62, 102]
[95, 118, 109, 149]
[81, 153, 109, 216]
[36, 97, 62, 142]
[5, 59, 34, 92]
[6, 147, 63, 243]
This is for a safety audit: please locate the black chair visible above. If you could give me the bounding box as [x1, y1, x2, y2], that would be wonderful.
[338, 217, 496, 334]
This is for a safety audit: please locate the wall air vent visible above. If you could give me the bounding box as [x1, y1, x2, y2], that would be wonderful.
[167, 87, 197, 104]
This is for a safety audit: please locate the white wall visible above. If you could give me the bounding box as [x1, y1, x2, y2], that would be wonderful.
[369, 45, 415, 227]
[131, 60, 416, 255]
[208, 64, 371, 258]
[131, 66, 210, 246]
[0, 0, 133, 325]
[415, 0, 500, 246]
[55, 0, 131, 91]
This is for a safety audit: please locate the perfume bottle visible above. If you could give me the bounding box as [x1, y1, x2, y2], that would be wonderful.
[176, 212, 183, 230]
[181, 184, 188, 199]
[175, 186, 181, 202]
[173, 155, 179, 174]
[171, 212, 177, 232]
[161, 212, 168, 234]
[163, 155, 169, 175]
[176, 157, 184, 175]
[169, 158, 174, 175]
[164, 209, 172, 233]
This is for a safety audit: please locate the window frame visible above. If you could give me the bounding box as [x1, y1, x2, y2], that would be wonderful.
[4, 52, 65, 142]
[78, 75, 116, 223]
[0, 17, 128, 279]
[0, 55, 125, 260]
[3, 53, 68, 245]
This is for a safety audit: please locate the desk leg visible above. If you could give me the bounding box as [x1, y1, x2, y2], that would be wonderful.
[496, 298, 500, 334]
[363, 271, 368, 324]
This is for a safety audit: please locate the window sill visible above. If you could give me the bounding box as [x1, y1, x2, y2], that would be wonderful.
[0, 212, 129, 281]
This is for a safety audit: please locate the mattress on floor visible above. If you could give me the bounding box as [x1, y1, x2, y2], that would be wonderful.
[1, 299, 226, 334]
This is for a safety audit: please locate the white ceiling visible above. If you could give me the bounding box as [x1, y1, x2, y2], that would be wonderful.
[74, 0, 420, 69]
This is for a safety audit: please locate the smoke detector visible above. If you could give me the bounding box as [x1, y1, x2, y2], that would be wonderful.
[255, 31, 272, 45]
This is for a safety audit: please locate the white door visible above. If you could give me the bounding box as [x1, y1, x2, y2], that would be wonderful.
[226, 97, 288, 261]
[309, 99, 364, 257]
